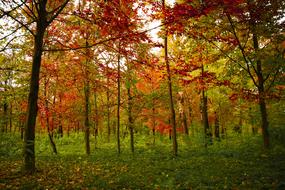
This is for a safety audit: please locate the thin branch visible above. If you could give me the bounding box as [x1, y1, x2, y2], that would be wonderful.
[0, 1, 26, 19]
[3, 11, 35, 36]
[0, 35, 26, 52]
[0, 67, 28, 72]
[47, 0, 70, 24]
[0, 26, 22, 41]
[20, 1, 37, 21]
[226, 13, 259, 87]
[44, 24, 164, 52]
[265, 69, 281, 92]
[199, 33, 248, 71]
[0, 20, 35, 41]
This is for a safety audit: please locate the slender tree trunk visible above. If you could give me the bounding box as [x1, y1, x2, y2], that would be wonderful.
[162, 0, 178, 156]
[9, 104, 12, 132]
[20, 124, 24, 140]
[94, 92, 99, 149]
[249, 107, 257, 134]
[117, 51, 121, 155]
[188, 105, 193, 136]
[44, 78, 57, 154]
[23, 10, 48, 171]
[127, 87, 135, 153]
[251, 13, 270, 148]
[152, 99, 156, 145]
[246, 0, 270, 148]
[84, 41, 90, 155]
[57, 94, 63, 138]
[202, 90, 212, 146]
[3, 80, 8, 133]
[107, 92, 111, 142]
[259, 93, 270, 148]
[84, 77, 90, 155]
[166, 35, 178, 156]
[201, 65, 212, 147]
[182, 112, 188, 135]
[179, 93, 189, 135]
[126, 63, 135, 153]
[214, 111, 220, 140]
[106, 67, 111, 142]
[3, 101, 8, 133]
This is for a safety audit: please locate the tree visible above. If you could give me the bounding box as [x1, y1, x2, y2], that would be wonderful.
[165, 0, 284, 148]
[0, 0, 70, 173]
[217, 0, 285, 148]
[162, 0, 178, 156]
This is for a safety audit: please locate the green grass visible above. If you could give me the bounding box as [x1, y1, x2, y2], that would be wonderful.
[0, 132, 285, 189]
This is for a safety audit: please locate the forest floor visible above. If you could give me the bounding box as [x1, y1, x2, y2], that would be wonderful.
[0, 132, 285, 190]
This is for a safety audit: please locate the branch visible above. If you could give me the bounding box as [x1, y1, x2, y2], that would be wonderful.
[265, 68, 281, 92]
[226, 13, 258, 87]
[0, 1, 26, 19]
[47, 0, 70, 24]
[0, 67, 28, 72]
[20, 0, 37, 20]
[199, 33, 248, 71]
[44, 24, 164, 52]
[2, 10, 35, 36]
[0, 35, 26, 52]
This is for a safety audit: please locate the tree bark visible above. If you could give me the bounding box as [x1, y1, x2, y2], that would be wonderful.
[126, 62, 135, 153]
[58, 94, 63, 138]
[201, 65, 212, 147]
[152, 99, 156, 145]
[179, 92, 189, 135]
[162, 0, 178, 156]
[3, 80, 8, 133]
[117, 50, 121, 155]
[44, 78, 57, 154]
[24, 21, 47, 173]
[127, 87, 135, 153]
[84, 41, 90, 155]
[94, 92, 99, 149]
[214, 112, 220, 140]
[251, 8, 270, 148]
[3, 101, 8, 133]
[106, 67, 111, 142]
[9, 104, 12, 132]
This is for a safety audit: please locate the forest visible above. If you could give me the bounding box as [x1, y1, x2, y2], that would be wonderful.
[0, 0, 285, 189]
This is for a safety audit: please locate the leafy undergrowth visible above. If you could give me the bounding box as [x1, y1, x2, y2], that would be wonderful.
[1, 133, 285, 189]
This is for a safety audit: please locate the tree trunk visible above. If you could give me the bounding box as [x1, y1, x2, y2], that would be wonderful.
[127, 88, 135, 153]
[3, 102, 8, 133]
[188, 106, 193, 136]
[24, 23, 46, 173]
[106, 67, 111, 142]
[182, 112, 188, 135]
[214, 112, 220, 140]
[127, 76, 135, 153]
[249, 107, 257, 134]
[251, 14, 270, 148]
[84, 41, 90, 155]
[258, 93, 269, 147]
[201, 65, 212, 147]
[58, 94, 63, 138]
[163, 0, 178, 156]
[8, 104, 12, 132]
[179, 92, 189, 135]
[84, 80, 90, 155]
[152, 100, 156, 145]
[202, 90, 212, 146]
[117, 51, 121, 155]
[94, 92, 99, 149]
[20, 125, 24, 140]
[44, 78, 57, 154]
